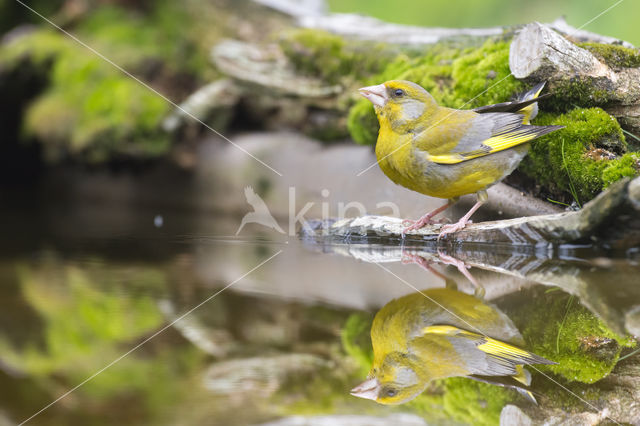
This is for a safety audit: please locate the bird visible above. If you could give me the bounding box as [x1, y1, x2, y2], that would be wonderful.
[350, 288, 555, 405]
[358, 80, 563, 238]
[236, 186, 285, 235]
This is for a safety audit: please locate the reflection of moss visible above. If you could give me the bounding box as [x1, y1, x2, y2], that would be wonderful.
[0, 264, 164, 375]
[579, 42, 640, 69]
[408, 378, 515, 426]
[347, 39, 524, 145]
[341, 313, 374, 377]
[506, 291, 635, 384]
[0, 260, 209, 423]
[520, 108, 639, 202]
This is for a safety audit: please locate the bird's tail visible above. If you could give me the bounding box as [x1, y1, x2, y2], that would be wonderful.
[472, 81, 550, 124]
[468, 369, 539, 404]
[515, 81, 547, 124]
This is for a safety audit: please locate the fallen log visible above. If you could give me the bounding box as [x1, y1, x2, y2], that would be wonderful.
[314, 176, 640, 249]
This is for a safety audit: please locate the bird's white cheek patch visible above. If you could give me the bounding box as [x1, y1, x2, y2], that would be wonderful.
[402, 101, 425, 120]
[395, 367, 419, 386]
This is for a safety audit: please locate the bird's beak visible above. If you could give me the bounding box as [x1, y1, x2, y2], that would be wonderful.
[359, 84, 388, 107]
[350, 377, 381, 401]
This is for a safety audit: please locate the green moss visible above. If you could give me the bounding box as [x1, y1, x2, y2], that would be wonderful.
[579, 42, 640, 69]
[0, 2, 216, 163]
[506, 291, 635, 384]
[520, 108, 639, 202]
[347, 39, 525, 145]
[543, 79, 612, 111]
[279, 28, 398, 85]
[346, 101, 379, 145]
[5, 30, 172, 163]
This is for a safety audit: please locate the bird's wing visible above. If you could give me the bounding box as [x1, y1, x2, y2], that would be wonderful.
[421, 325, 555, 377]
[417, 112, 562, 165]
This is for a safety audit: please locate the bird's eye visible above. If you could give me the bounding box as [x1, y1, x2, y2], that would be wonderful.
[394, 89, 405, 97]
[385, 388, 397, 397]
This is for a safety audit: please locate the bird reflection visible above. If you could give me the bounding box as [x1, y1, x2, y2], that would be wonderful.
[350, 288, 555, 405]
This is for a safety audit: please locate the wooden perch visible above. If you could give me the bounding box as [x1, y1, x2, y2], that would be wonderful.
[308, 176, 640, 248]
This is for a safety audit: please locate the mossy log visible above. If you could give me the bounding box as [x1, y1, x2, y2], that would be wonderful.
[510, 22, 640, 134]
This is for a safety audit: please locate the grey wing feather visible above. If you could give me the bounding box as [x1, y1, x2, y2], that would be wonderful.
[451, 112, 524, 154]
[446, 335, 519, 376]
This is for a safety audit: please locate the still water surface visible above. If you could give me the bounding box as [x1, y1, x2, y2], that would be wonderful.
[1, 194, 639, 425]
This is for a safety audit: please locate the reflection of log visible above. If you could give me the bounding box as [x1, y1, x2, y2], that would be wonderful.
[301, 229, 640, 336]
[301, 177, 640, 334]
[319, 176, 640, 249]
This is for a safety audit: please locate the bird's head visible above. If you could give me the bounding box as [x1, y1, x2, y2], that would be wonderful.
[351, 352, 426, 405]
[358, 80, 437, 132]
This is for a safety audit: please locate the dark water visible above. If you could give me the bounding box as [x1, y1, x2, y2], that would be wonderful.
[1, 190, 639, 426]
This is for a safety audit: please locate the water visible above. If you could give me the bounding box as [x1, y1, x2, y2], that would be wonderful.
[1, 190, 639, 425]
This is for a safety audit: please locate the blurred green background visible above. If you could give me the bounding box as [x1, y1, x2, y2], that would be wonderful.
[329, 0, 639, 45]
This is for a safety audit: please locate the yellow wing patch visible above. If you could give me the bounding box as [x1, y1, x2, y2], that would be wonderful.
[426, 127, 547, 165]
[422, 325, 555, 366]
[476, 337, 536, 362]
[422, 325, 462, 335]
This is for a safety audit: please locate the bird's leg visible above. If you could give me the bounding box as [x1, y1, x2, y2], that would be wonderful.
[401, 250, 448, 279]
[402, 200, 455, 233]
[401, 249, 458, 288]
[437, 191, 487, 240]
[437, 251, 485, 298]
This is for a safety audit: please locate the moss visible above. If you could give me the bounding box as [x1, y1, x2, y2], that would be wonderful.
[543, 79, 612, 111]
[4, 29, 172, 163]
[519, 108, 639, 203]
[347, 39, 525, 145]
[279, 28, 398, 85]
[578, 42, 640, 69]
[346, 101, 379, 145]
[0, 2, 214, 164]
[505, 291, 635, 384]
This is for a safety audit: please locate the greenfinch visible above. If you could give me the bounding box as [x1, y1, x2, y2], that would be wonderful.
[350, 288, 555, 405]
[358, 81, 563, 238]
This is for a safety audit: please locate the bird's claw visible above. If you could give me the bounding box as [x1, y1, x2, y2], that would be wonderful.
[437, 220, 472, 241]
[402, 219, 416, 227]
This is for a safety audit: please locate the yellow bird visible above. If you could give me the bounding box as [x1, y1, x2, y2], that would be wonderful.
[358, 81, 563, 238]
[350, 288, 555, 405]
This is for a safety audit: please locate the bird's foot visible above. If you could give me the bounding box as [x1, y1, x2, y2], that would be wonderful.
[403, 217, 450, 228]
[437, 219, 472, 241]
[436, 250, 484, 296]
[401, 252, 428, 268]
